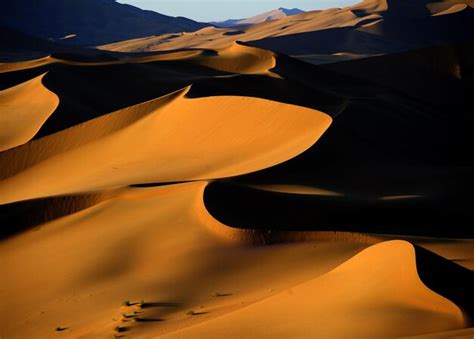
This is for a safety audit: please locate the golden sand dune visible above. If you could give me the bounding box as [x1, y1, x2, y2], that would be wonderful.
[99, 0, 474, 65]
[431, 3, 468, 15]
[99, 8, 383, 55]
[0, 181, 368, 338]
[0, 73, 58, 151]
[2, 181, 471, 338]
[1, 15, 474, 338]
[0, 51, 198, 73]
[0, 87, 331, 204]
[163, 240, 466, 338]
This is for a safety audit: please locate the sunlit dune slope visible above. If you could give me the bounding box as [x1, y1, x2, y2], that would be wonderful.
[0, 181, 368, 339]
[0, 88, 331, 204]
[99, 0, 474, 64]
[0, 73, 58, 151]
[163, 240, 466, 338]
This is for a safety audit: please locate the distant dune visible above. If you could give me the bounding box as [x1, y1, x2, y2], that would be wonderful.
[211, 7, 305, 27]
[101, 0, 474, 64]
[1, 1, 474, 337]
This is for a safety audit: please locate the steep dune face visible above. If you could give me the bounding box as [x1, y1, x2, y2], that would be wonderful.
[163, 241, 465, 338]
[0, 88, 331, 204]
[0, 73, 58, 151]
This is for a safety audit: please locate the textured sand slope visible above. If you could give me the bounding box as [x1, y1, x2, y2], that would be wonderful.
[163, 241, 466, 338]
[0, 73, 58, 151]
[0, 181, 367, 339]
[0, 90, 331, 204]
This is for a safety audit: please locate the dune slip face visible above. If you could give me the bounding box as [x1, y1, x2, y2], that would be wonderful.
[162, 240, 469, 338]
[0, 73, 58, 151]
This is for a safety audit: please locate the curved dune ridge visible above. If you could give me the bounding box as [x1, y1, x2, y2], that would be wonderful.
[195, 43, 277, 75]
[0, 181, 369, 338]
[0, 88, 332, 204]
[0, 87, 188, 180]
[1, 181, 470, 338]
[0, 43, 273, 75]
[162, 240, 465, 338]
[428, 2, 469, 16]
[0, 73, 59, 151]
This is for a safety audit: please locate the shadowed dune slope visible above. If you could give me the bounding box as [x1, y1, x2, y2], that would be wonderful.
[0, 88, 331, 204]
[1, 182, 471, 338]
[163, 240, 469, 338]
[0, 188, 124, 239]
[0, 73, 58, 151]
[321, 41, 474, 106]
[1, 42, 473, 234]
[232, 42, 474, 216]
[204, 182, 474, 238]
[0, 43, 345, 138]
[0, 181, 369, 339]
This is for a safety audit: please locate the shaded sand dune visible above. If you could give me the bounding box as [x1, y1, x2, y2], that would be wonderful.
[163, 241, 470, 338]
[203, 182, 474, 238]
[0, 73, 58, 151]
[1, 182, 472, 338]
[99, 0, 474, 64]
[1, 43, 343, 139]
[0, 87, 331, 204]
[0, 188, 123, 239]
[0, 182, 369, 339]
[233, 42, 474, 211]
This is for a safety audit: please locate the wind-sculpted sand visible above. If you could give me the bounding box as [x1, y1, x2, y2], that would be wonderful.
[1, 20, 473, 338]
[0, 73, 58, 151]
[0, 86, 331, 204]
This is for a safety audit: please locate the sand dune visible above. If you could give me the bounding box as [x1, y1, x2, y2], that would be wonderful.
[163, 241, 467, 338]
[1, 181, 471, 338]
[1, 10, 473, 338]
[194, 43, 277, 75]
[0, 73, 58, 151]
[0, 86, 331, 204]
[0, 181, 369, 338]
[99, 0, 474, 64]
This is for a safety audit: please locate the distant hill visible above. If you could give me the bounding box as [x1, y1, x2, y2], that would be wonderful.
[212, 8, 305, 27]
[0, 0, 209, 46]
[107, 0, 474, 64]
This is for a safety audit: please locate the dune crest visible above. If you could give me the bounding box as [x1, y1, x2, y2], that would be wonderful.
[196, 42, 277, 75]
[0, 92, 331, 204]
[0, 73, 59, 151]
[163, 240, 465, 338]
[0, 181, 369, 338]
